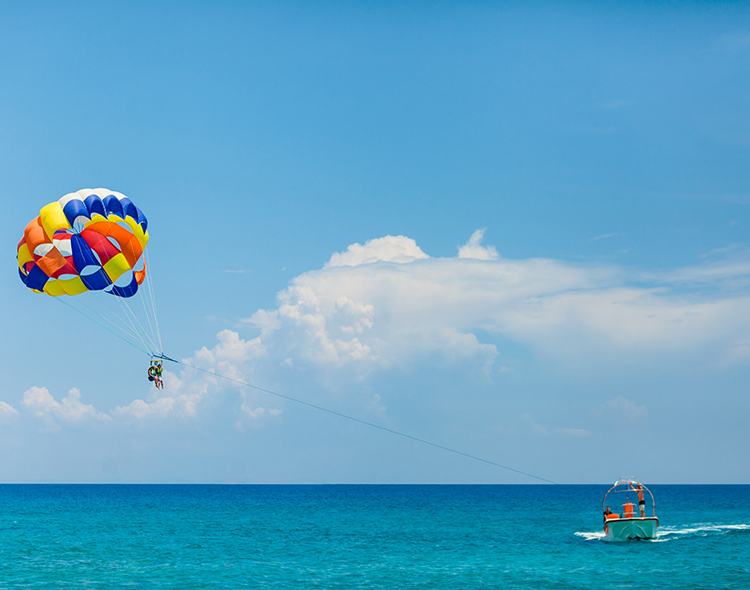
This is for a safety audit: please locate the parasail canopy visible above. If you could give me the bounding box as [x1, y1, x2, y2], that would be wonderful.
[18, 189, 149, 298]
[17, 189, 163, 357]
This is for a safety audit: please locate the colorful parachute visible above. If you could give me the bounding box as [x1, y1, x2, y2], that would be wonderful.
[18, 189, 149, 298]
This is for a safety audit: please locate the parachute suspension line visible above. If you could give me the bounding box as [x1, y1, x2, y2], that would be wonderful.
[53, 297, 150, 356]
[138, 280, 159, 355]
[143, 248, 164, 354]
[170, 357, 558, 485]
[73, 294, 151, 347]
[102, 291, 157, 356]
[106, 295, 154, 353]
[131, 248, 160, 355]
[115, 295, 159, 356]
[111, 301, 150, 347]
[95, 293, 156, 356]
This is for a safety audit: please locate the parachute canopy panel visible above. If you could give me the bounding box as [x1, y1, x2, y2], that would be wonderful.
[17, 189, 149, 299]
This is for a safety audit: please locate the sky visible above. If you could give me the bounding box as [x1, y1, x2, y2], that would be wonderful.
[1, 1, 749, 484]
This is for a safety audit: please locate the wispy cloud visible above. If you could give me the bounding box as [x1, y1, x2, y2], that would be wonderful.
[0, 401, 19, 419]
[522, 414, 548, 435]
[699, 244, 743, 259]
[657, 258, 750, 285]
[521, 415, 590, 437]
[591, 233, 620, 241]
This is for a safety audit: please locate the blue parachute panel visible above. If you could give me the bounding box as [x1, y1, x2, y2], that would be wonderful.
[84, 194, 106, 218]
[108, 274, 139, 298]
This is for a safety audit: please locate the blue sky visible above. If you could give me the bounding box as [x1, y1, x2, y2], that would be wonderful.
[1, 1, 749, 483]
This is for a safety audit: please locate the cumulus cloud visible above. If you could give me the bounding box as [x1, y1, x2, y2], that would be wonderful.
[21, 387, 110, 423]
[115, 330, 281, 421]
[458, 229, 499, 260]
[241, 231, 750, 380]
[248, 284, 379, 368]
[326, 235, 428, 267]
[240, 394, 283, 421]
[113, 396, 176, 420]
[112, 230, 750, 421]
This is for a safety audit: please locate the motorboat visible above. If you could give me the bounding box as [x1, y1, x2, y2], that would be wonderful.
[602, 478, 658, 541]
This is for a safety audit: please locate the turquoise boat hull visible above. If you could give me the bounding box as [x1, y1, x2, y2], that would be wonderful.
[604, 517, 659, 541]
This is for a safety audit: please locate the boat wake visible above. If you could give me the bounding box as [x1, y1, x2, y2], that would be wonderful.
[654, 523, 750, 542]
[575, 531, 606, 541]
[575, 523, 750, 543]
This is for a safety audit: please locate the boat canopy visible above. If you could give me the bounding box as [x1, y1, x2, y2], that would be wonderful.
[602, 479, 656, 518]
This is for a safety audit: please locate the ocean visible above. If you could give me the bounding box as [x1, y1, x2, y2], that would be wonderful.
[0, 484, 747, 588]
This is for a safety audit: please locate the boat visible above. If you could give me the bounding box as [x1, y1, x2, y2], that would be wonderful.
[602, 478, 659, 541]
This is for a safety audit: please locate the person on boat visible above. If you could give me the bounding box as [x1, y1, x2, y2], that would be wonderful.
[634, 483, 646, 517]
[147, 362, 164, 390]
[603, 507, 613, 522]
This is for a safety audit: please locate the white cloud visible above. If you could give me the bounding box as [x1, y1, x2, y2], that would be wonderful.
[0, 401, 19, 418]
[21, 387, 110, 423]
[366, 393, 387, 417]
[240, 395, 283, 421]
[113, 231, 750, 422]
[242, 231, 750, 379]
[114, 396, 176, 420]
[591, 233, 619, 241]
[115, 330, 280, 421]
[658, 258, 750, 286]
[246, 283, 381, 369]
[699, 244, 742, 259]
[22, 387, 56, 417]
[458, 229, 499, 260]
[325, 235, 428, 267]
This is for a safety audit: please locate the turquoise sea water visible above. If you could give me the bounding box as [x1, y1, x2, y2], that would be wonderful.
[0, 485, 748, 588]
